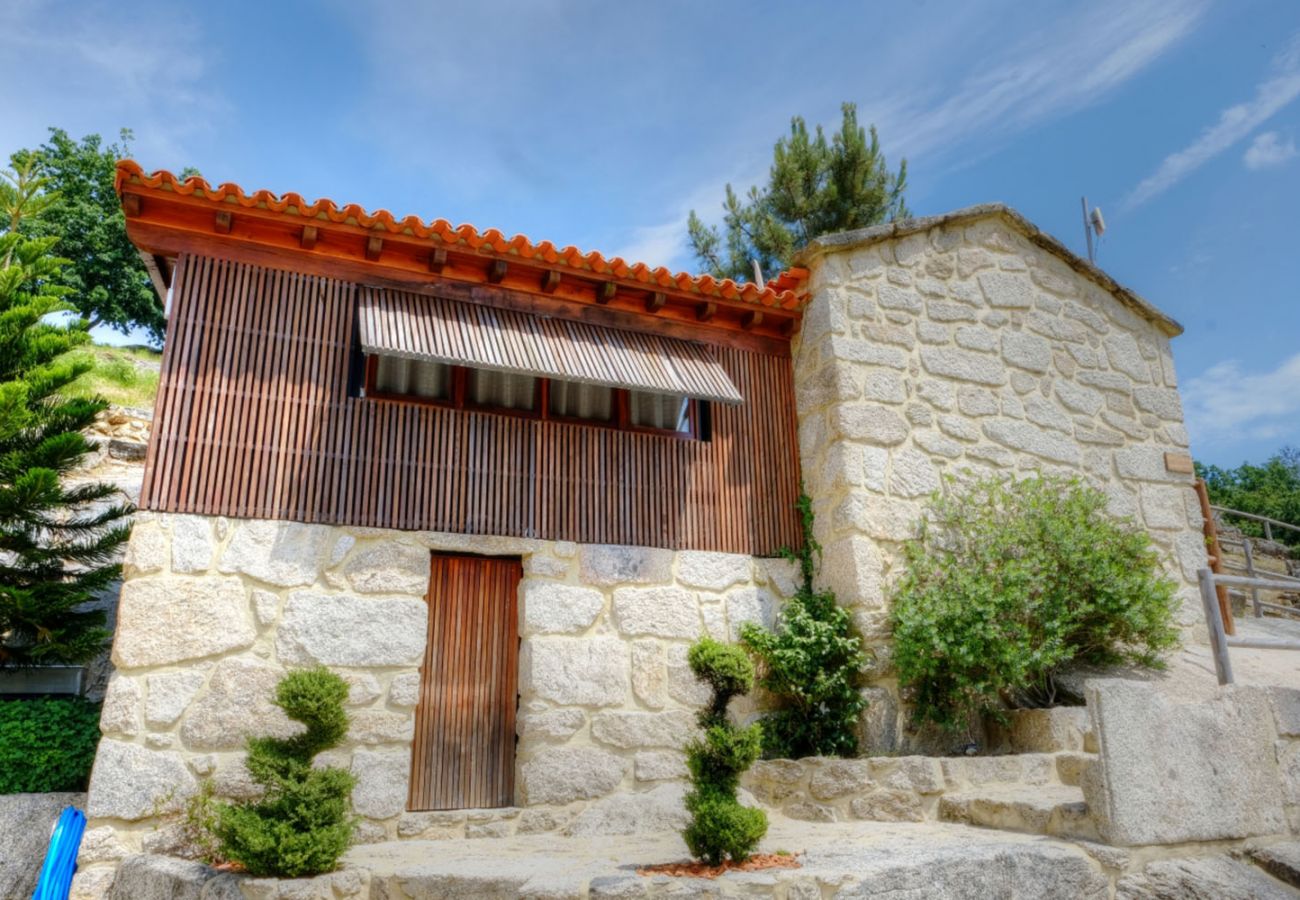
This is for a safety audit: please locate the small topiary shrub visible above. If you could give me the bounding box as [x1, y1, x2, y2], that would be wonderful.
[682, 637, 767, 866]
[741, 492, 868, 758]
[212, 667, 357, 877]
[0, 696, 101, 793]
[892, 475, 1180, 733]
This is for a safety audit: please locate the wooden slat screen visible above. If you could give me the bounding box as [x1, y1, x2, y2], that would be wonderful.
[409, 553, 520, 810]
[140, 254, 802, 555]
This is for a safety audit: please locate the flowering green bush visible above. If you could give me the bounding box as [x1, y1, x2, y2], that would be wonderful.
[892, 475, 1179, 733]
[741, 493, 867, 758]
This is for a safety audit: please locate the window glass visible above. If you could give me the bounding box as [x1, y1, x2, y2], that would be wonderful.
[549, 380, 613, 422]
[629, 391, 691, 433]
[466, 368, 537, 411]
[374, 355, 449, 400]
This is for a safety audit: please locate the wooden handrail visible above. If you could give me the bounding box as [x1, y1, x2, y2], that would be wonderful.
[1210, 504, 1300, 541]
[1196, 479, 1235, 635]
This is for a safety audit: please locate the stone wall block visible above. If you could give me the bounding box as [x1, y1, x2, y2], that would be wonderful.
[517, 706, 585, 741]
[630, 640, 667, 709]
[675, 551, 751, 591]
[389, 672, 421, 708]
[977, 270, 1035, 308]
[168, 516, 213, 574]
[99, 675, 141, 737]
[351, 747, 411, 819]
[86, 739, 197, 820]
[180, 657, 297, 751]
[114, 577, 255, 668]
[275, 591, 427, 667]
[889, 447, 940, 498]
[521, 636, 630, 707]
[523, 582, 604, 634]
[578, 545, 674, 587]
[611, 586, 701, 639]
[123, 521, 166, 576]
[218, 519, 336, 587]
[342, 543, 431, 595]
[725, 587, 778, 641]
[1083, 680, 1287, 845]
[144, 670, 206, 729]
[520, 747, 626, 805]
[921, 347, 1007, 386]
[832, 405, 909, 445]
[590, 709, 697, 750]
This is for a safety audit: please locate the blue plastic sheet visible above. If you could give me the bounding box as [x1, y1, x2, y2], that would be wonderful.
[32, 806, 86, 900]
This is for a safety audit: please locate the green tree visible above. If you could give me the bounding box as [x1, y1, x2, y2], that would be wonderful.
[213, 668, 358, 877]
[687, 103, 908, 283]
[681, 638, 767, 866]
[1197, 450, 1300, 548]
[14, 128, 165, 342]
[0, 232, 132, 667]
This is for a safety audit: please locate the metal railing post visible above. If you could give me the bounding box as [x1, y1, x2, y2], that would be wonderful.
[1199, 567, 1235, 686]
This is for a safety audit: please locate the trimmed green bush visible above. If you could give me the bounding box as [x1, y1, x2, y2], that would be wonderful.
[0, 697, 101, 793]
[892, 475, 1180, 733]
[741, 492, 868, 758]
[682, 637, 767, 866]
[213, 668, 357, 877]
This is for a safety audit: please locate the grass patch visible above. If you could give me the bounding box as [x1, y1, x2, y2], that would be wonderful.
[63, 343, 161, 409]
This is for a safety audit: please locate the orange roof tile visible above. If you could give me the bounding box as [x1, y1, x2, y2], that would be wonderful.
[114, 160, 807, 310]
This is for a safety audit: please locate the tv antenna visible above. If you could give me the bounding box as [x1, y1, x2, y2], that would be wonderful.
[1081, 196, 1105, 264]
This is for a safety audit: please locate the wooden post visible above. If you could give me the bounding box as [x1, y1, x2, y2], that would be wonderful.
[1195, 478, 1235, 635]
[1244, 538, 1262, 618]
[1199, 568, 1234, 686]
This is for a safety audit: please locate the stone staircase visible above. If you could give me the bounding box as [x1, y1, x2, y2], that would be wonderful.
[743, 706, 1101, 841]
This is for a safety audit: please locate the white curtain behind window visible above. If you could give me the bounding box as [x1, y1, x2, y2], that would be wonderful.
[629, 391, 690, 432]
[468, 368, 536, 410]
[375, 355, 449, 400]
[550, 380, 613, 421]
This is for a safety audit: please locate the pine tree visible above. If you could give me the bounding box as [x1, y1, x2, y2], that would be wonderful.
[0, 231, 132, 667]
[687, 103, 909, 283]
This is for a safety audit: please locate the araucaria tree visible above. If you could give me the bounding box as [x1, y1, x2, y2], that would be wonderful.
[213, 667, 357, 877]
[687, 102, 908, 283]
[12, 129, 166, 342]
[0, 233, 131, 667]
[682, 637, 767, 866]
[741, 492, 868, 758]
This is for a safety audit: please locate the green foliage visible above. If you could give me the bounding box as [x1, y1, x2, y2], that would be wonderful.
[682, 637, 767, 866]
[741, 491, 867, 758]
[64, 345, 161, 409]
[0, 697, 101, 792]
[891, 475, 1181, 733]
[688, 103, 908, 283]
[0, 233, 132, 668]
[12, 128, 165, 341]
[212, 668, 357, 877]
[1198, 449, 1300, 549]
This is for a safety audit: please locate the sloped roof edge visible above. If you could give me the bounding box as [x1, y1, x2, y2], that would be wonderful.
[793, 203, 1182, 337]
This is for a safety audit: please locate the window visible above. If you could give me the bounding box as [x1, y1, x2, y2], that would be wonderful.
[373, 356, 450, 401]
[629, 391, 691, 434]
[549, 381, 613, 423]
[364, 355, 707, 440]
[466, 368, 537, 412]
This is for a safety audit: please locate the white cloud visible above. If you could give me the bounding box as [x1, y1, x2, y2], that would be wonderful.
[0, 1, 224, 166]
[1124, 34, 1300, 208]
[1244, 131, 1298, 170]
[1183, 354, 1300, 448]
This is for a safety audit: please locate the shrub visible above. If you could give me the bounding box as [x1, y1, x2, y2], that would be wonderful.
[0, 697, 101, 793]
[682, 638, 767, 866]
[741, 492, 868, 758]
[212, 668, 357, 877]
[891, 475, 1180, 733]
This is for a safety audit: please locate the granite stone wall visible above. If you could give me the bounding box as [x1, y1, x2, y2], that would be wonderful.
[78, 512, 797, 884]
[792, 211, 1205, 751]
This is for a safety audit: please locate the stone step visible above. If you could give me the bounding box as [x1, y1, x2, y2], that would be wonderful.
[990, 707, 1097, 754]
[939, 784, 1097, 840]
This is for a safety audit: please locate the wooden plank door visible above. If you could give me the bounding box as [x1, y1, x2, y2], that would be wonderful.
[408, 553, 521, 810]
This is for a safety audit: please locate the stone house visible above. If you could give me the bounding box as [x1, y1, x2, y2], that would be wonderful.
[83, 163, 1205, 859]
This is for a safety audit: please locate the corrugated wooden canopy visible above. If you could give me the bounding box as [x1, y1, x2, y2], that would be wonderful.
[358, 288, 744, 405]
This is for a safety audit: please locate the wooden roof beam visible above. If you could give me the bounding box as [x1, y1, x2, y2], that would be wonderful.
[366, 235, 384, 261]
[597, 282, 617, 304]
[646, 292, 666, 313]
[696, 301, 716, 322]
[301, 225, 319, 250]
[429, 247, 448, 273]
[540, 270, 561, 293]
[487, 259, 508, 284]
[214, 210, 233, 234]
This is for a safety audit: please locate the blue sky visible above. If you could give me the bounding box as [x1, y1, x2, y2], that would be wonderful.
[2, 0, 1298, 467]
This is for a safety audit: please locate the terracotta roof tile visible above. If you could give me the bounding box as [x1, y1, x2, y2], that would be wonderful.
[115, 160, 806, 310]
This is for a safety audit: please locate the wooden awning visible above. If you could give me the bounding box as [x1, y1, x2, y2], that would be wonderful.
[357, 288, 744, 405]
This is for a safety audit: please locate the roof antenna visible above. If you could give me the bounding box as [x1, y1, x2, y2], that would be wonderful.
[751, 258, 765, 288]
[1081, 196, 1106, 264]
